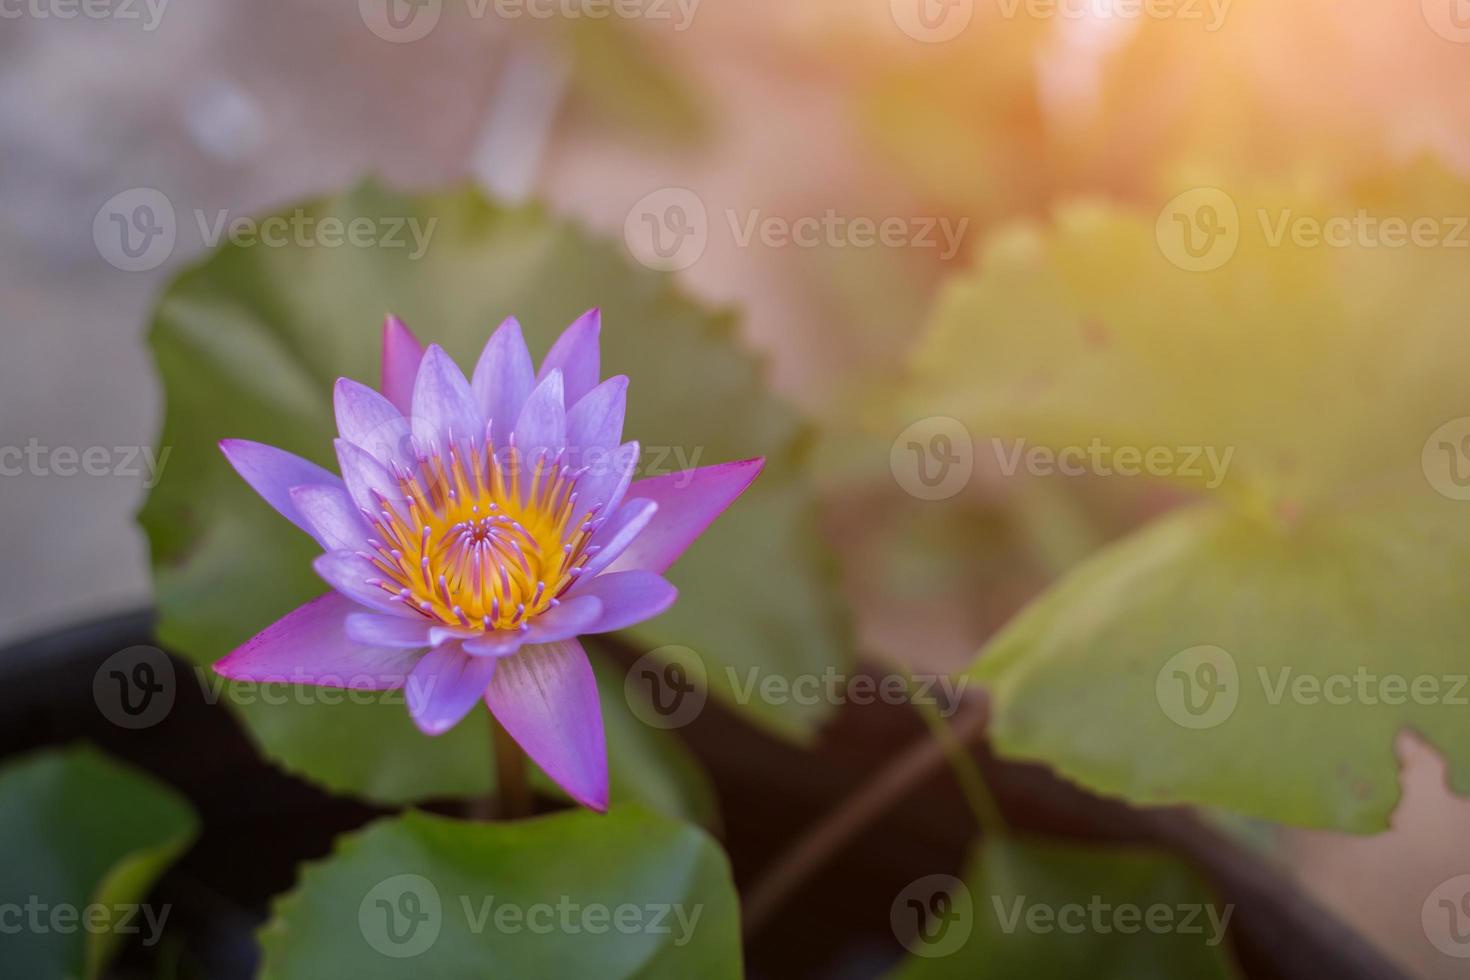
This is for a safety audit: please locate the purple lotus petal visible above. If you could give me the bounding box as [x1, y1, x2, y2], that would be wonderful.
[572, 440, 640, 516]
[485, 638, 608, 811]
[335, 378, 411, 465]
[412, 345, 481, 457]
[514, 368, 566, 459]
[335, 439, 401, 513]
[575, 570, 677, 633]
[381, 315, 425, 414]
[431, 625, 488, 647]
[314, 550, 402, 614]
[406, 644, 499, 736]
[462, 631, 530, 658]
[566, 375, 628, 454]
[216, 594, 420, 689]
[522, 594, 603, 644]
[289, 484, 370, 553]
[576, 498, 657, 580]
[538, 308, 601, 406]
[471, 317, 535, 436]
[220, 439, 342, 541]
[345, 612, 433, 649]
[607, 458, 765, 574]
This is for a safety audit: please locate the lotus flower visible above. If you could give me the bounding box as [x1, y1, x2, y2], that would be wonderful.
[215, 311, 763, 811]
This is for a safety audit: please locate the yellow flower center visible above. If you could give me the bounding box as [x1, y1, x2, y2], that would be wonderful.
[363, 440, 598, 632]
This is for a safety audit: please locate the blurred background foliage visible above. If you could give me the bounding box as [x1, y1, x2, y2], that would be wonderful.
[7, 0, 1470, 975]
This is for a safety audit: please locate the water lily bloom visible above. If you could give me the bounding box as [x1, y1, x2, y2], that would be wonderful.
[215, 311, 763, 811]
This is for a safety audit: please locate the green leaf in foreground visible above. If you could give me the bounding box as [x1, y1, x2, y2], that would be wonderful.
[139, 182, 848, 804]
[258, 807, 741, 979]
[889, 836, 1238, 980]
[975, 500, 1470, 830]
[901, 173, 1470, 829]
[0, 745, 198, 980]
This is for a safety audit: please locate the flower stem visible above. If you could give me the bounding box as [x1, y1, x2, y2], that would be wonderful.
[491, 711, 532, 819]
[909, 684, 1007, 835]
[742, 699, 991, 936]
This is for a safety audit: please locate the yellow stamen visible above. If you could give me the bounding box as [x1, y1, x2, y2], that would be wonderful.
[365, 439, 599, 632]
